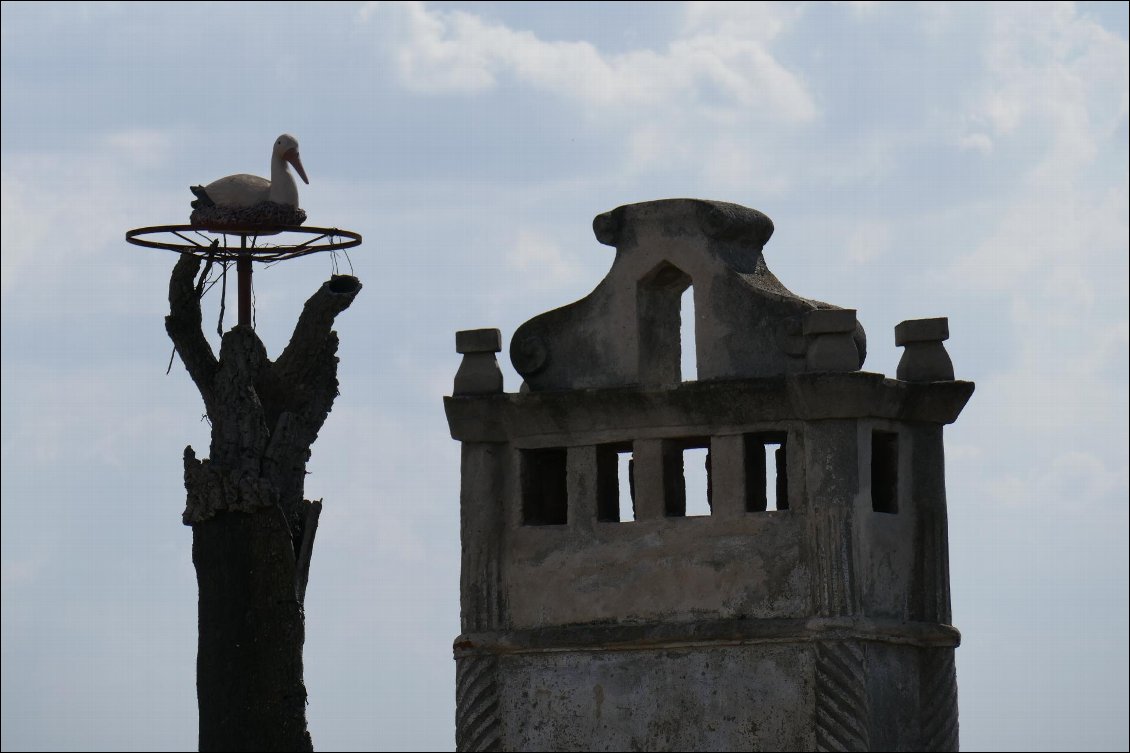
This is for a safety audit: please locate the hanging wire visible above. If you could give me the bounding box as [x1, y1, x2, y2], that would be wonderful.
[195, 239, 219, 296]
[326, 233, 356, 277]
[217, 260, 228, 336]
[198, 262, 227, 297]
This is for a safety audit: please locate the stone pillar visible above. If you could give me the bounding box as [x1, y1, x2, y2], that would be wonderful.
[804, 419, 862, 618]
[452, 331, 508, 753]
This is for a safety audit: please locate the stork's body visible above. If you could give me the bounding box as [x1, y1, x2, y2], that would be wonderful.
[191, 134, 308, 210]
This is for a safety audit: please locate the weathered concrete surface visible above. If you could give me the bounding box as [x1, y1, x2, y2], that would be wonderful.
[448, 200, 971, 752]
[505, 499, 810, 627]
[454, 628, 960, 752]
[494, 645, 814, 752]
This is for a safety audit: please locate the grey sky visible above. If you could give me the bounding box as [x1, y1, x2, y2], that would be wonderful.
[2, 2, 1127, 751]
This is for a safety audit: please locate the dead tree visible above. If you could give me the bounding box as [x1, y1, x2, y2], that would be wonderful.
[166, 252, 362, 752]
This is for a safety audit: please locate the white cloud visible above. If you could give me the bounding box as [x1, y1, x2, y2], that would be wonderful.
[682, 2, 798, 41]
[846, 219, 893, 264]
[958, 132, 993, 154]
[101, 128, 176, 170]
[360, 1, 816, 121]
[0, 557, 44, 589]
[952, 177, 1128, 296]
[0, 363, 204, 471]
[968, 448, 1128, 512]
[0, 129, 183, 296]
[978, 3, 1128, 166]
[353, 2, 825, 192]
[507, 229, 583, 290]
[840, 1, 882, 15]
[0, 170, 48, 294]
[947, 5, 1129, 352]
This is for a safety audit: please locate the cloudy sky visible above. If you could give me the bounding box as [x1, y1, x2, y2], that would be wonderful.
[1, 2, 1127, 751]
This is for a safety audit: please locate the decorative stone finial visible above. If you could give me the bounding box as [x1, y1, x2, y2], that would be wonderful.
[895, 318, 954, 382]
[454, 329, 504, 395]
[804, 308, 861, 372]
[510, 199, 867, 391]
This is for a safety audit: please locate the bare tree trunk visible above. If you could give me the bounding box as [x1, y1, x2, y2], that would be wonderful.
[167, 253, 361, 752]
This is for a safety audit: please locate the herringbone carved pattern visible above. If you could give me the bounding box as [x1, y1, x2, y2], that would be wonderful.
[921, 648, 959, 752]
[815, 641, 870, 752]
[455, 656, 501, 752]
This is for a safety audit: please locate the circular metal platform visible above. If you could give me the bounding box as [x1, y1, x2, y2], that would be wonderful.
[125, 225, 362, 262]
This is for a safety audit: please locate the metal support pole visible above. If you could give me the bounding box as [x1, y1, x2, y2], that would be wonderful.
[238, 234, 252, 328]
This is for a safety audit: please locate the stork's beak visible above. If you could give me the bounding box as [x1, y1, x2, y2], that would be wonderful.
[284, 148, 309, 184]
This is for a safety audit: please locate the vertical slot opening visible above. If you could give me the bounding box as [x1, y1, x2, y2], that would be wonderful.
[665, 438, 710, 518]
[683, 446, 711, 516]
[767, 440, 788, 511]
[521, 448, 568, 525]
[681, 285, 697, 382]
[745, 432, 788, 512]
[871, 430, 899, 514]
[596, 444, 635, 523]
[618, 451, 635, 522]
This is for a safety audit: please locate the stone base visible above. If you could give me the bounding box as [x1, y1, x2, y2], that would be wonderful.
[455, 623, 959, 752]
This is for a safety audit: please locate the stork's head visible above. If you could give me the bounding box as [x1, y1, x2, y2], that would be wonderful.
[273, 133, 308, 184]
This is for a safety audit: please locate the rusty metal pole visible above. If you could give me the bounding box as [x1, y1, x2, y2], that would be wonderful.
[237, 234, 252, 327]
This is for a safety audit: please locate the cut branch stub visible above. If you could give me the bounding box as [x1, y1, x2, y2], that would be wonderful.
[166, 253, 218, 417]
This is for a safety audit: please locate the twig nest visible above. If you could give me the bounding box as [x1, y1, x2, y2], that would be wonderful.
[190, 202, 307, 234]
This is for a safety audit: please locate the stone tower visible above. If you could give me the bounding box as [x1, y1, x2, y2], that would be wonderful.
[444, 199, 973, 752]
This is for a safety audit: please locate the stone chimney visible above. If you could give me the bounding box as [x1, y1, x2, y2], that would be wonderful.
[445, 199, 973, 751]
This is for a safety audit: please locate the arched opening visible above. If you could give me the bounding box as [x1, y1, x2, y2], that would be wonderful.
[637, 262, 692, 387]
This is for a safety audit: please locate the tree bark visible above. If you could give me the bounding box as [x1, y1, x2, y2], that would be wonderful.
[167, 253, 361, 752]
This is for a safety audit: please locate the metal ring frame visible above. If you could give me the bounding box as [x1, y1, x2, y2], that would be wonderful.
[125, 225, 362, 262]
